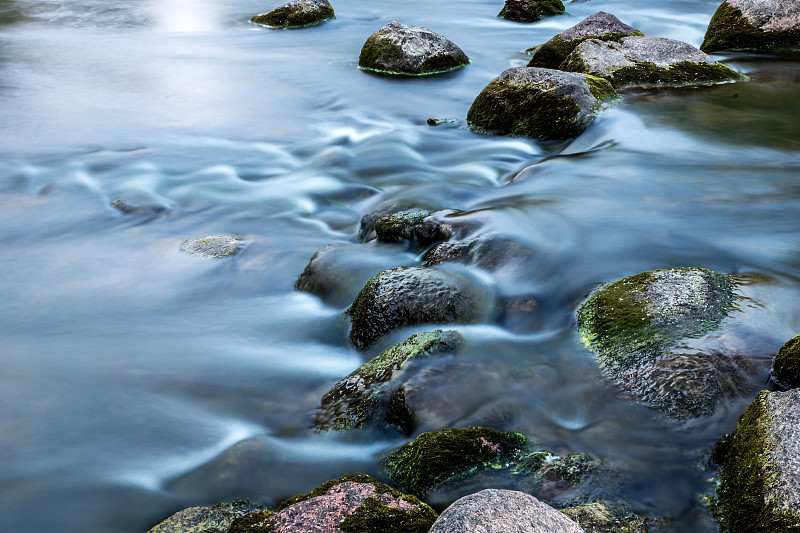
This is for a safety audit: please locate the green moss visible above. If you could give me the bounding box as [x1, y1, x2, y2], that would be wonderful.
[250, 3, 334, 29]
[338, 496, 438, 533]
[498, 0, 565, 23]
[382, 426, 528, 497]
[374, 209, 430, 242]
[358, 33, 469, 76]
[701, 2, 800, 53]
[716, 391, 800, 532]
[527, 31, 644, 69]
[604, 60, 747, 90]
[584, 74, 618, 102]
[771, 334, 800, 389]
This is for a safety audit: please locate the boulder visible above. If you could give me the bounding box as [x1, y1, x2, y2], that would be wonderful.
[771, 334, 800, 389]
[229, 473, 438, 533]
[358, 22, 470, 76]
[358, 201, 432, 241]
[527, 12, 643, 69]
[701, 0, 800, 53]
[314, 330, 464, 432]
[715, 389, 800, 532]
[576, 267, 749, 419]
[347, 266, 494, 350]
[147, 501, 263, 533]
[466, 67, 617, 140]
[561, 36, 746, 90]
[179, 235, 240, 258]
[499, 0, 565, 23]
[428, 489, 584, 533]
[374, 208, 431, 242]
[250, 0, 334, 28]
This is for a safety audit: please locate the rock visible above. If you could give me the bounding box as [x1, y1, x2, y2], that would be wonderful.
[423, 235, 536, 272]
[111, 196, 169, 217]
[358, 22, 470, 76]
[499, 0, 565, 23]
[250, 0, 334, 29]
[701, 0, 800, 53]
[561, 501, 651, 532]
[179, 235, 240, 258]
[314, 330, 464, 432]
[229, 473, 438, 533]
[358, 201, 433, 241]
[147, 501, 263, 533]
[428, 489, 584, 533]
[374, 208, 431, 242]
[576, 268, 748, 419]
[561, 36, 746, 90]
[347, 266, 494, 350]
[466, 67, 617, 140]
[295, 243, 414, 307]
[382, 426, 529, 498]
[715, 389, 800, 532]
[771, 334, 800, 389]
[413, 210, 483, 247]
[527, 12, 643, 69]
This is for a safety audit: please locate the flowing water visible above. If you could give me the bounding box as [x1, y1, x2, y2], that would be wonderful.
[1, 0, 800, 531]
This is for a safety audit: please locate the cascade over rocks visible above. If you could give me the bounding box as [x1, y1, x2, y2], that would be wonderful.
[561, 36, 746, 89]
[358, 22, 470, 76]
[250, 0, 334, 28]
[701, 0, 800, 52]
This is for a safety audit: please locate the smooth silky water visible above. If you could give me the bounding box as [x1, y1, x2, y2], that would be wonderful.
[1, 0, 799, 531]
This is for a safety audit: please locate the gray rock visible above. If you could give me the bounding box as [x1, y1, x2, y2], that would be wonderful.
[179, 235, 240, 258]
[527, 12, 643, 69]
[358, 22, 470, 76]
[702, 0, 800, 52]
[498, 0, 565, 23]
[428, 489, 584, 533]
[375, 208, 431, 242]
[147, 501, 263, 533]
[347, 266, 495, 350]
[466, 67, 617, 140]
[250, 0, 334, 28]
[561, 36, 746, 89]
[715, 389, 800, 531]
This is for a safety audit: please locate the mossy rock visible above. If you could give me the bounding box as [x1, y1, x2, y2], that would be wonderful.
[498, 0, 565, 23]
[250, 0, 334, 29]
[374, 208, 431, 242]
[527, 11, 643, 69]
[561, 36, 747, 90]
[358, 21, 470, 76]
[229, 473, 437, 533]
[771, 334, 800, 389]
[715, 389, 800, 532]
[147, 500, 263, 533]
[383, 426, 529, 497]
[314, 330, 464, 432]
[561, 501, 653, 532]
[701, 0, 800, 53]
[358, 201, 436, 241]
[347, 266, 494, 350]
[179, 235, 240, 258]
[466, 67, 617, 141]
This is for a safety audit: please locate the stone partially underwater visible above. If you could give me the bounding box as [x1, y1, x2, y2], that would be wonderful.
[250, 0, 334, 28]
[701, 0, 800, 52]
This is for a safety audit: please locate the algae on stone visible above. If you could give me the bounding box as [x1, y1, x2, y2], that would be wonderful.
[147, 500, 263, 533]
[374, 208, 431, 242]
[771, 334, 800, 389]
[251, 0, 334, 28]
[701, 0, 800, 53]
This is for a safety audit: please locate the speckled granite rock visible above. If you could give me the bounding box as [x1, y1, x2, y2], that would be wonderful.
[250, 0, 334, 28]
[701, 0, 800, 52]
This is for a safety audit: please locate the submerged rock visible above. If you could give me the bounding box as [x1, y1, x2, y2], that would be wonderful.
[429, 489, 584, 533]
[229, 473, 438, 533]
[423, 235, 537, 272]
[577, 267, 746, 419]
[148, 501, 263, 533]
[527, 12, 643, 69]
[499, 0, 565, 23]
[358, 22, 470, 76]
[179, 235, 240, 258]
[701, 0, 800, 52]
[374, 208, 431, 242]
[347, 266, 494, 350]
[466, 67, 617, 140]
[771, 334, 800, 389]
[250, 0, 334, 28]
[561, 501, 652, 532]
[413, 210, 483, 246]
[314, 330, 464, 432]
[561, 36, 746, 89]
[715, 389, 800, 532]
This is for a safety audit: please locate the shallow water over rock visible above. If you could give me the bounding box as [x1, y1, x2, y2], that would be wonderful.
[1, 1, 800, 532]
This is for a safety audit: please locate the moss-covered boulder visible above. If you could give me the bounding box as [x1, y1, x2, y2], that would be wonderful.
[374, 208, 431, 242]
[250, 0, 334, 28]
[527, 11, 643, 69]
[314, 330, 464, 432]
[429, 489, 584, 533]
[714, 389, 800, 532]
[499, 0, 565, 23]
[147, 501, 263, 533]
[577, 267, 745, 419]
[561, 36, 747, 90]
[771, 334, 800, 389]
[179, 235, 240, 258]
[358, 21, 470, 76]
[467, 67, 617, 140]
[358, 201, 433, 241]
[347, 266, 494, 350]
[229, 473, 438, 533]
[701, 0, 800, 53]
[383, 427, 529, 497]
